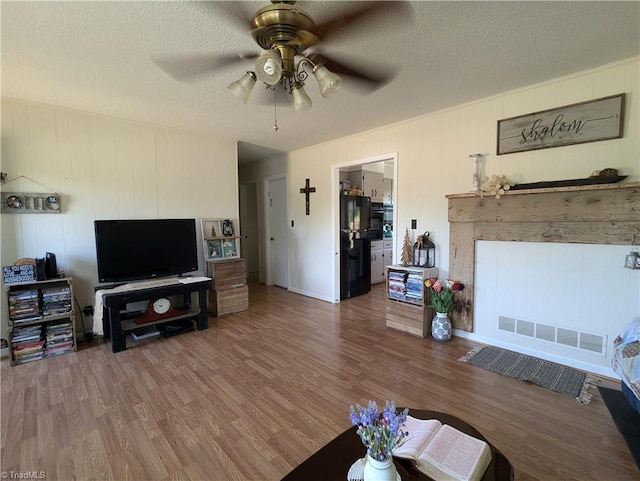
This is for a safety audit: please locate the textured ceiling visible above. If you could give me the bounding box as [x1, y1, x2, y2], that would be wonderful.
[2, 1, 639, 163]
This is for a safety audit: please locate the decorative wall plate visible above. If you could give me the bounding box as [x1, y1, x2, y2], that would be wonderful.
[1, 192, 61, 213]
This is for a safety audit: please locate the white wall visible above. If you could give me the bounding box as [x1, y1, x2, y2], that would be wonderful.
[1, 99, 238, 338]
[280, 57, 639, 376]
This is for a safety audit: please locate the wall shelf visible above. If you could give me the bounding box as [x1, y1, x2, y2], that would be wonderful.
[385, 265, 439, 338]
[5, 277, 77, 365]
[201, 219, 241, 261]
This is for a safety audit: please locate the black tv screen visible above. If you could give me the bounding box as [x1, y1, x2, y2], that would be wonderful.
[94, 218, 199, 283]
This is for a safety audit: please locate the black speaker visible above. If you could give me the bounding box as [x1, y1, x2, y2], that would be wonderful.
[45, 252, 57, 279]
[36, 258, 46, 281]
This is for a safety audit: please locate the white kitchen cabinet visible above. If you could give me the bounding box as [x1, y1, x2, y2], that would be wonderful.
[382, 178, 393, 206]
[363, 171, 384, 202]
[349, 170, 384, 202]
[371, 240, 385, 284]
[382, 239, 393, 280]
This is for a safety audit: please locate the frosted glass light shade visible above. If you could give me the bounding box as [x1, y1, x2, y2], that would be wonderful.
[228, 71, 257, 103]
[313, 65, 341, 98]
[292, 84, 312, 111]
[255, 49, 282, 85]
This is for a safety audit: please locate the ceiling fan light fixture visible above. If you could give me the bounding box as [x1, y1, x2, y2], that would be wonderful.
[292, 83, 312, 112]
[255, 49, 283, 85]
[313, 64, 341, 98]
[228, 71, 257, 104]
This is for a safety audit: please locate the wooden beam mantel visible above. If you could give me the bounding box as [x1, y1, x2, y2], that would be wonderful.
[447, 182, 640, 332]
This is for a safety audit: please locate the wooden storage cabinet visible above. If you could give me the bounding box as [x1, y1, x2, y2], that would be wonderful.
[5, 277, 77, 365]
[206, 258, 248, 316]
[386, 300, 429, 337]
[207, 258, 246, 290]
[385, 265, 438, 338]
[210, 285, 249, 316]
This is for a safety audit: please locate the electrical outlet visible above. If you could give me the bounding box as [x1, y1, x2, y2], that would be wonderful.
[83, 305, 94, 316]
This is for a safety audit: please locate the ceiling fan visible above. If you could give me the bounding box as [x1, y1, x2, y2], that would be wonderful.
[153, 1, 412, 112]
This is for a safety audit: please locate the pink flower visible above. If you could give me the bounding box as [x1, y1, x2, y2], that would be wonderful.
[433, 280, 442, 292]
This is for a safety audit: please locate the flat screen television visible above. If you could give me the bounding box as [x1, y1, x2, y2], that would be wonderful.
[94, 218, 199, 283]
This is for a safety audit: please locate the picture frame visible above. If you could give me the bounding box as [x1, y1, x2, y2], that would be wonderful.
[206, 239, 223, 260]
[497, 93, 625, 155]
[222, 238, 238, 258]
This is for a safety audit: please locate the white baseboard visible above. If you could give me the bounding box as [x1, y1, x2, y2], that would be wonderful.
[286, 287, 335, 303]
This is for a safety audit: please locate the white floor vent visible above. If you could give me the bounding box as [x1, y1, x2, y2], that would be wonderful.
[498, 316, 606, 355]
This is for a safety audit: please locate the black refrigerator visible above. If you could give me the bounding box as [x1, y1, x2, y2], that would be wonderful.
[340, 195, 371, 300]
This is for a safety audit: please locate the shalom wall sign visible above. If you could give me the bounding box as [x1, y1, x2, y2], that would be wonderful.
[497, 93, 625, 155]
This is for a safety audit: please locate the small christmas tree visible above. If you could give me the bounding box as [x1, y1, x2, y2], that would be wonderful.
[401, 228, 413, 266]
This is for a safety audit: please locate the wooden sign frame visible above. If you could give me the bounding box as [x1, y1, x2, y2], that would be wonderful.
[497, 93, 625, 155]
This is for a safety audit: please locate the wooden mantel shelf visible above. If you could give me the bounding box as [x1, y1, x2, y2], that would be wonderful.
[446, 181, 640, 199]
[447, 181, 640, 333]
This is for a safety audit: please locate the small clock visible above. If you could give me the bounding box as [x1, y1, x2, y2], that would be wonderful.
[134, 297, 181, 324]
[153, 298, 171, 314]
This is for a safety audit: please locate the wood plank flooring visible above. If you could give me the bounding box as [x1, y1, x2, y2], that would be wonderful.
[1, 281, 637, 480]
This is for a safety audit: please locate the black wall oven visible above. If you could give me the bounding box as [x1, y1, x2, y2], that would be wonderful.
[371, 202, 384, 231]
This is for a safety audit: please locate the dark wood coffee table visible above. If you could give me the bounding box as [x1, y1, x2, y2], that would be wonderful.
[281, 409, 514, 481]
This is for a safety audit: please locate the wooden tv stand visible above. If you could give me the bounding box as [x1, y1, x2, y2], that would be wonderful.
[100, 278, 211, 353]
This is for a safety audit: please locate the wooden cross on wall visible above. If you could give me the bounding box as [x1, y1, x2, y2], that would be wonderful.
[299, 178, 316, 215]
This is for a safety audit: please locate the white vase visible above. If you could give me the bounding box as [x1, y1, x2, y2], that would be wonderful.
[363, 455, 399, 481]
[431, 312, 452, 341]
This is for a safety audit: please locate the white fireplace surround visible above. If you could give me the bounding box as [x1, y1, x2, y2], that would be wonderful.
[447, 182, 640, 376]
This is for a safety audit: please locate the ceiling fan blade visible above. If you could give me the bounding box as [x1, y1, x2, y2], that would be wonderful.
[310, 1, 413, 41]
[152, 52, 258, 82]
[308, 53, 396, 93]
[194, 1, 254, 31]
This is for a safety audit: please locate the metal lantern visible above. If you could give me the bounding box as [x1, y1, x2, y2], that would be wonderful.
[413, 231, 436, 268]
[624, 250, 640, 270]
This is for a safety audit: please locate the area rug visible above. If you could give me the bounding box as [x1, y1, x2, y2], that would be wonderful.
[459, 346, 598, 404]
[598, 386, 640, 470]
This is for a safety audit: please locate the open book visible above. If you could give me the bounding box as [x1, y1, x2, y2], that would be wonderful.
[392, 416, 492, 481]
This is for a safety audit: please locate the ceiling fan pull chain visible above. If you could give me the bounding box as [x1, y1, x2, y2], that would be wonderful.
[273, 85, 279, 132]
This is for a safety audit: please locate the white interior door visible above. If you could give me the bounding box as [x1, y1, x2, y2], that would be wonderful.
[268, 177, 288, 288]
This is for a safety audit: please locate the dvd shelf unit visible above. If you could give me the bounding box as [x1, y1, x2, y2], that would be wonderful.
[5, 277, 77, 365]
[385, 265, 438, 338]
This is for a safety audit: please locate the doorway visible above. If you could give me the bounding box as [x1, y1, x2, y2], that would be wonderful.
[239, 181, 259, 281]
[266, 175, 289, 288]
[333, 153, 397, 302]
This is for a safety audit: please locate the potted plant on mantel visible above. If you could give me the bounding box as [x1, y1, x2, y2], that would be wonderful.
[425, 279, 465, 341]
